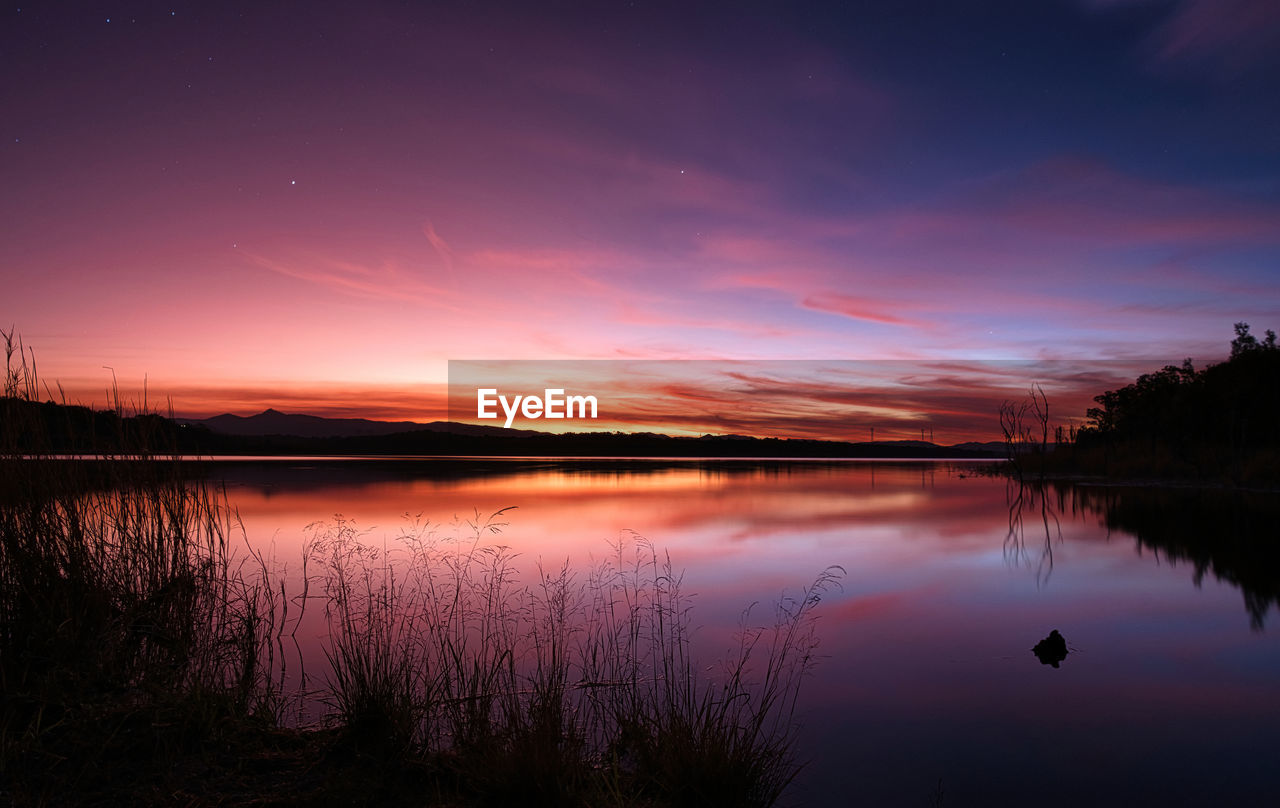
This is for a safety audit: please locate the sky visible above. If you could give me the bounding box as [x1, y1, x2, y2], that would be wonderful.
[3, 0, 1279, 434]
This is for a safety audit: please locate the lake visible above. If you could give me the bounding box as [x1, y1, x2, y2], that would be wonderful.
[211, 458, 1280, 807]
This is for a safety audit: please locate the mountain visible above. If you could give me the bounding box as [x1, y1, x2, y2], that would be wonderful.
[951, 441, 1010, 455]
[3, 400, 1004, 458]
[172, 409, 1005, 458]
[182, 409, 548, 439]
[182, 409, 427, 438]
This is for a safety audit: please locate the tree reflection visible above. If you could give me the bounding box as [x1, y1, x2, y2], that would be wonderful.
[1003, 478, 1063, 586]
[1007, 480, 1280, 629]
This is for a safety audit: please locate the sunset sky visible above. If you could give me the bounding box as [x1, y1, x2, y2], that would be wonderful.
[3, 1, 1278, 434]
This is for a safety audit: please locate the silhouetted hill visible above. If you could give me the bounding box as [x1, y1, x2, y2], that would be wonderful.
[181, 422, 1002, 459]
[177, 409, 1004, 457]
[953, 441, 1010, 455]
[1, 398, 178, 455]
[183, 409, 557, 439]
[184, 408, 427, 438]
[5, 401, 1004, 458]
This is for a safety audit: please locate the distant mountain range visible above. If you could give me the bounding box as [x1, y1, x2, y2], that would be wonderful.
[177, 409, 1007, 457]
[180, 408, 538, 439]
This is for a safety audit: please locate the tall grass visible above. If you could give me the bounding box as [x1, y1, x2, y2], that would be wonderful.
[0, 329, 280, 799]
[310, 511, 843, 806]
[2, 329, 840, 806]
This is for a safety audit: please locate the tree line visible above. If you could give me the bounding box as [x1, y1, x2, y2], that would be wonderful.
[1011, 323, 1280, 483]
[1079, 322, 1280, 453]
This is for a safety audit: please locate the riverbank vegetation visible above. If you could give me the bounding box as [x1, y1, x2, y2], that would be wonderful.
[1003, 323, 1280, 486]
[1, 331, 838, 806]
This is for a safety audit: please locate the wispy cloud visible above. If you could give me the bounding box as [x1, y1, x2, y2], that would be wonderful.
[1081, 0, 1280, 74]
[245, 253, 466, 312]
[1152, 0, 1280, 73]
[422, 220, 457, 284]
[800, 293, 922, 327]
[44, 379, 450, 422]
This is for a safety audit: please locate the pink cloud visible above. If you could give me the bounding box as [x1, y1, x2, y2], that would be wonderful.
[39, 378, 450, 422]
[800, 293, 922, 327]
[246, 253, 466, 311]
[422, 221, 457, 282]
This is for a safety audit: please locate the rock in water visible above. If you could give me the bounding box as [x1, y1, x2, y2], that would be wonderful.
[1032, 629, 1069, 668]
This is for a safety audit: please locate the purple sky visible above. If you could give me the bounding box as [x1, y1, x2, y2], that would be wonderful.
[2, 0, 1278, 430]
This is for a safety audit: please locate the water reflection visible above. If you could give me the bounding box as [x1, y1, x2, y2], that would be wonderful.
[208, 459, 1280, 806]
[1003, 479, 1064, 586]
[1000, 477, 1279, 629]
[1058, 483, 1280, 630]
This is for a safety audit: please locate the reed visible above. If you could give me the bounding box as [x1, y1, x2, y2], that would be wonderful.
[1, 329, 278, 800]
[2, 329, 839, 805]
[310, 512, 842, 806]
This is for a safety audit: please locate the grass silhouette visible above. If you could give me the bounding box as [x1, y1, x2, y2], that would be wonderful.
[1, 329, 839, 806]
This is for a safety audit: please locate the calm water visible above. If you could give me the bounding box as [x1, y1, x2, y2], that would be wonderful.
[213, 459, 1280, 807]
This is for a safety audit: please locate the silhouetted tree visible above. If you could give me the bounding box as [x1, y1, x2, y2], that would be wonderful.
[1075, 322, 1280, 480]
[1230, 321, 1277, 358]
